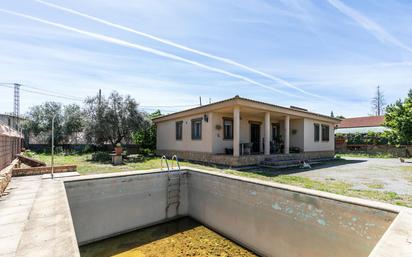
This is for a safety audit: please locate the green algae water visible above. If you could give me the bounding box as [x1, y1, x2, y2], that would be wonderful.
[80, 217, 257, 257]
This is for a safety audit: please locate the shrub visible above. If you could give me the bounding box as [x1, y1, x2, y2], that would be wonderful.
[23, 150, 34, 158]
[91, 151, 111, 162]
[139, 148, 154, 156]
[82, 144, 95, 154]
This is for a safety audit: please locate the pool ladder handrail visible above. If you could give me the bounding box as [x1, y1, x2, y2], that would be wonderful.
[165, 155, 181, 218]
[171, 155, 180, 170]
[160, 155, 169, 171]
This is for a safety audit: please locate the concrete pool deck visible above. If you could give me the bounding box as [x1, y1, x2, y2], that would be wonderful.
[0, 167, 411, 257]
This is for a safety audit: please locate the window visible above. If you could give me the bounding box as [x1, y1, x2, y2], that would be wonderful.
[175, 121, 183, 140]
[191, 118, 202, 140]
[223, 118, 233, 139]
[321, 124, 330, 141]
[314, 123, 320, 142]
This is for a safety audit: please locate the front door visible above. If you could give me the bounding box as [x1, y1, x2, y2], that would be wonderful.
[250, 123, 260, 153]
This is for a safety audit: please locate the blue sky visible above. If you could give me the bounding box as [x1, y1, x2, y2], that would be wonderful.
[1, 0, 412, 117]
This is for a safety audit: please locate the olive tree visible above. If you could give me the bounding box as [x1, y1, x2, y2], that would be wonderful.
[83, 91, 149, 146]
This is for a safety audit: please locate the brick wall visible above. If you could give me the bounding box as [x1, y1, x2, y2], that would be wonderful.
[0, 134, 22, 170]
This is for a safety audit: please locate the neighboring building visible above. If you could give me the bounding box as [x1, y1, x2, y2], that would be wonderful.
[0, 123, 23, 170]
[335, 116, 388, 134]
[0, 113, 25, 131]
[153, 96, 340, 166]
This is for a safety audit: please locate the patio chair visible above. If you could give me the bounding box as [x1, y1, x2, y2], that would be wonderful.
[243, 143, 252, 155]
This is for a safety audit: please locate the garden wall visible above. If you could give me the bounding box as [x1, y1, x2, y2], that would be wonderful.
[336, 144, 411, 157]
[27, 144, 140, 154]
[0, 124, 22, 170]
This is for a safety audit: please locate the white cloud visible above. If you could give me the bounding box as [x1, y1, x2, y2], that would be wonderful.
[327, 0, 412, 54]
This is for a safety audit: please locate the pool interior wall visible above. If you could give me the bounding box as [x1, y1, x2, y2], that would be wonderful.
[64, 169, 396, 257]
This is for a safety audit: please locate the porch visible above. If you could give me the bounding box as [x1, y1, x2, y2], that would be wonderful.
[156, 149, 335, 167]
[210, 104, 305, 157]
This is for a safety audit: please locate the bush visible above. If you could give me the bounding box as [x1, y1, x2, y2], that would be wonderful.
[82, 144, 95, 154]
[139, 148, 154, 156]
[23, 150, 34, 158]
[91, 151, 111, 162]
[345, 132, 388, 145]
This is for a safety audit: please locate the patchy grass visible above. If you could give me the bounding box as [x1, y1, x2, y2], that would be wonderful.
[335, 153, 397, 159]
[30, 153, 220, 175]
[365, 183, 384, 189]
[222, 169, 412, 208]
[401, 166, 412, 172]
[27, 153, 412, 208]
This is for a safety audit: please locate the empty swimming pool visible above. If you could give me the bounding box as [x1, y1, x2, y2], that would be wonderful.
[63, 168, 411, 257]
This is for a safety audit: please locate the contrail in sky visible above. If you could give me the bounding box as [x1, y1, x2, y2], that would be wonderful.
[35, 0, 322, 99]
[0, 9, 302, 98]
[328, 0, 412, 54]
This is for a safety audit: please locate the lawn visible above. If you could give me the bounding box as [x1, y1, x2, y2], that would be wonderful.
[30, 153, 220, 175]
[29, 153, 412, 208]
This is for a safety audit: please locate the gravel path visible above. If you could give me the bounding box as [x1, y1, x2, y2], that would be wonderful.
[295, 157, 412, 195]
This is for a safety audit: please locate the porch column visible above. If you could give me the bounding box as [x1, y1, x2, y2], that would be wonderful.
[264, 112, 270, 155]
[233, 106, 240, 157]
[284, 115, 290, 154]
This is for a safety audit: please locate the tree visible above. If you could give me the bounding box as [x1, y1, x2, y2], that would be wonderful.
[371, 86, 386, 116]
[83, 91, 148, 146]
[62, 104, 84, 143]
[23, 102, 83, 144]
[384, 89, 412, 145]
[133, 110, 161, 152]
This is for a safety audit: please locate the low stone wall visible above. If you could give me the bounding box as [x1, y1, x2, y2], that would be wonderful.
[12, 165, 77, 177]
[156, 150, 335, 167]
[337, 145, 411, 157]
[0, 159, 18, 195]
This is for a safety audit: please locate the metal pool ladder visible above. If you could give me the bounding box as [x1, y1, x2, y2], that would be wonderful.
[165, 155, 181, 218]
[160, 155, 169, 170]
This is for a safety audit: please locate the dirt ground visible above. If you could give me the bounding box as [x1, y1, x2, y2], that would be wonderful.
[294, 157, 412, 195]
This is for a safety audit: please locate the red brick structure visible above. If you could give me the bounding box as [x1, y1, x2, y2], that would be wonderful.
[0, 124, 23, 170]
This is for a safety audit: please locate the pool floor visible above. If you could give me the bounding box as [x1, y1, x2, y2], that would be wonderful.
[79, 217, 257, 257]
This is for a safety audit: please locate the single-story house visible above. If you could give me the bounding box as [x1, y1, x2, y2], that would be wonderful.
[153, 96, 340, 166]
[334, 116, 388, 134]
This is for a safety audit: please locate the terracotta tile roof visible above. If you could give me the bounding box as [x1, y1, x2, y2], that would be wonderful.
[338, 116, 385, 128]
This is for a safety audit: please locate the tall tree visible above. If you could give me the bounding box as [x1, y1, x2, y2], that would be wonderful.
[133, 110, 161, 152]
[371, 86, 386, 116]
[23, 102, 83, 144]
[83, 91, 149, 146]
[62, 104, 84, 143]
[384, 89, 412, 145]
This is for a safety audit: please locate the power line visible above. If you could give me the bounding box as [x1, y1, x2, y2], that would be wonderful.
[1, 83, 201, 111]
[23, 84, 84, 100]
[140, 104, 197, 108]
[0, 83, 84, 101]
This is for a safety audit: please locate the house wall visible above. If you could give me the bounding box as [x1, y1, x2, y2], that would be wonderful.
[156, 112, 213, 153]
[304, 118, 335, 152]
[156, 112, 336, 156]
[211, 112, 284, 154]
[289, 119, 304, 150]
